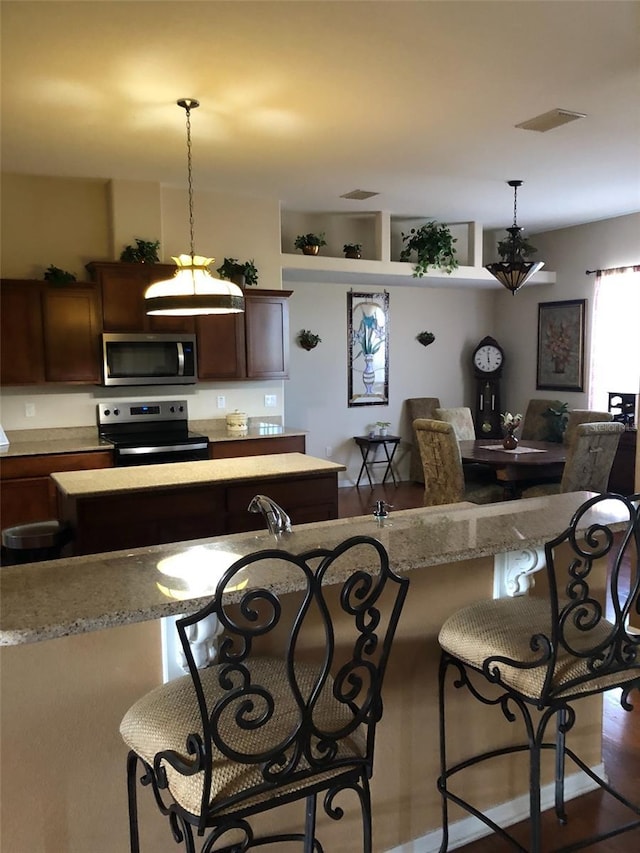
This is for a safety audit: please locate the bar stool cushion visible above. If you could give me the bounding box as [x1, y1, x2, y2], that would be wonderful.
[439, 596, 625, 701]
[121, 656, 365, 817]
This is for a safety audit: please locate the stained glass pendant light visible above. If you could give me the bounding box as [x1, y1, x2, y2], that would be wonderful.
[484, 180, 544, 295]
[145, 99, 244, 315]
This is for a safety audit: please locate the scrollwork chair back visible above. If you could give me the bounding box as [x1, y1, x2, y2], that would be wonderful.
[121, 534, 408, 852]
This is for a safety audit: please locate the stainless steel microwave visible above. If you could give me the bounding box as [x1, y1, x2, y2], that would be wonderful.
[101, 333, 197, 386]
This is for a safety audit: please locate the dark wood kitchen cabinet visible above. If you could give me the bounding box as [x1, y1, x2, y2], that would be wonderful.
[196, 289, 291, 380]
[0, 450, 113, 531]
[85, 261, 195, 334]
[0, 280, 101, 385]
[0, 280, 44, 385]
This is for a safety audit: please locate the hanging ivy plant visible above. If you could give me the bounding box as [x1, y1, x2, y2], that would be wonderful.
[400, 221, 458, 276]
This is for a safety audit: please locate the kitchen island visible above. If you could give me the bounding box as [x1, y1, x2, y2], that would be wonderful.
[53, 453, 345, 555]
[0, 493, 631, 852]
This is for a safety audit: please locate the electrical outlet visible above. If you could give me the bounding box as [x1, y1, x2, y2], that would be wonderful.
[216, 395, 226, 409]
[264, 394, 277, 407]
[25, 403, 36, 417]
[325, 446, 333, 457]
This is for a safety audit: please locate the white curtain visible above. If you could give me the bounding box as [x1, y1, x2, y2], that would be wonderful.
[589, 266, 640, 413]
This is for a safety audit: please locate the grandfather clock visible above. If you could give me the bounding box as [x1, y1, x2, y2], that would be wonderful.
[472, 336, 504, 438]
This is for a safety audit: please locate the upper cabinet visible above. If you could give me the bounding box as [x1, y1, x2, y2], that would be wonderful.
[85, 261, 195, 333]
[280, 211, 556, 288]
[197, 289, 291, 381]
[0, 280, 101, 386]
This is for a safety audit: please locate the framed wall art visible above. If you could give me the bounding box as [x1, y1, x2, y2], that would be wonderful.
[536, 299, 586, 391]
[347, 290, 389, 407]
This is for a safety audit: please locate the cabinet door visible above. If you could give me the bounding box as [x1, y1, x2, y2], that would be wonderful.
[196, 313, 246, 379]
[0, 280, 45, 385]
[42, 285, 101, 382]
[245, 291, 291, 379]
[86, 262, 194, 333]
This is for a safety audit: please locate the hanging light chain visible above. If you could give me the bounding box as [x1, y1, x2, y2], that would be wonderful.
[178, 98, 200, 261]
[512, 182, 518, 228]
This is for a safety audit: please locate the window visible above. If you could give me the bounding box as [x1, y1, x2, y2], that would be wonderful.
[588, 267, 640, 413]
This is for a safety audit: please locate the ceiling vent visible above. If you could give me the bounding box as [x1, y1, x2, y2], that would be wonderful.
[515, 109, 587, 132]
[340, 189, 380, 200]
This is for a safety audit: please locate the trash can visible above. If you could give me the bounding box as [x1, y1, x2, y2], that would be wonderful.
[1, 520, 72, 565]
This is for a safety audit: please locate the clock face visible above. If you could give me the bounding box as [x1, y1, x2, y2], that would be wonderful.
[473, 344, 503, 373]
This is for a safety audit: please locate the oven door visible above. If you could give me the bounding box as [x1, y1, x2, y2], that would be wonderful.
[113, 440, 209, 467]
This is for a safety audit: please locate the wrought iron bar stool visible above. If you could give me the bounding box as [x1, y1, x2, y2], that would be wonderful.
[437, 491, 640, 851]
[120, 535, 408, 852]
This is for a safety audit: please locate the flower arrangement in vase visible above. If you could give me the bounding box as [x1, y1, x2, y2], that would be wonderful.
[501, 412, 522, 449]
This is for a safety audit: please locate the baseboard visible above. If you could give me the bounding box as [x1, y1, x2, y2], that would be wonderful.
[384, 763, 605, 853]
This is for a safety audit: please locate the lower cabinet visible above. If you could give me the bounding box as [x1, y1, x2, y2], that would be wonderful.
[209, 435, 305, 459]
[58, 471, 340, 556]
[70, 486, 228, 555]
[0, 451, 113, 531]
[225, 474, 339, 533]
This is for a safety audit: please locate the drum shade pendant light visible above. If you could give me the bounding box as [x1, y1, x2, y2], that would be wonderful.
[484, 180, 544, 295]
[145, 99, 244, 315]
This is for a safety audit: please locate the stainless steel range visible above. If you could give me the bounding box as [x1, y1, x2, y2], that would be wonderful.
[97, 400, 209, 466]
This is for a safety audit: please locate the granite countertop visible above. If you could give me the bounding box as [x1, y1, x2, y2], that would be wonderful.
[0, 422, 306, 459]
[0, 492, 632, 646]
[52, 453, 344, 497]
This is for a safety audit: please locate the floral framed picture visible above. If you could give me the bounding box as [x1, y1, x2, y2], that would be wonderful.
[536, 299, 586, 391]
[347, 290, 389, 407]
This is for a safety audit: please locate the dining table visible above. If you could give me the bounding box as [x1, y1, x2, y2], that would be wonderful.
[459, 439, 567, 499]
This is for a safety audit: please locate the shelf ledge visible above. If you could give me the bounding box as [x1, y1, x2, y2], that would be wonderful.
[281, 254, 555, 288]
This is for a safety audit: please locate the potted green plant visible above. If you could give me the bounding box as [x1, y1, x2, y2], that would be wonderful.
[43, 265, 77, 285]
[343, 242, 362, 259]
[376, 420, 391, 436]
[119, 238, 160, 263]
[416, 331, 435, 347]
[294, 232, 327, 255]
[216, 257, 258, 287]
[543, 401, 569, 442]
[297, 329, 321, 351]
[399, 220, 458, 276]
[496, 230, 538, 261]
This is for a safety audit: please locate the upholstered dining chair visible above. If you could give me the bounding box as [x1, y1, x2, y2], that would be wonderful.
[413, 419, 503, 506]
[434, 407, 476, 440]
[406, 397, 441, 482]
[520, 399, 565, 441]
[120, 535, 409, 853]
[562, 409, 612, 446]
[436, 491, 640, 851]
[521, 421, 624, 498]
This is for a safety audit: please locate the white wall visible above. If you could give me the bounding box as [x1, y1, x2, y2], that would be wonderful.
[285, 280, 495, 483]
[495, 213, 640, 419]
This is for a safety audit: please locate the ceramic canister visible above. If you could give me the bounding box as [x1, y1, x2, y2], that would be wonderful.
[226, 410, 248, 433]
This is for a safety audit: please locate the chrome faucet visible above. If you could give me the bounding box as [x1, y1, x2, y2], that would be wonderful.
[248, 494, 292, 536]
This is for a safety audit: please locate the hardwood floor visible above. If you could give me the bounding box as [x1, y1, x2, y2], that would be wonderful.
[337, 482, 640, 851]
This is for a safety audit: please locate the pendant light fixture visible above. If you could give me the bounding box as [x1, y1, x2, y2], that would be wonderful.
[484, 180, 544, 295]
[145, 99, 244, 316]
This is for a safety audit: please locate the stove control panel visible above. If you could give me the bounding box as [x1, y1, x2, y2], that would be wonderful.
[97, 400, 188, 425]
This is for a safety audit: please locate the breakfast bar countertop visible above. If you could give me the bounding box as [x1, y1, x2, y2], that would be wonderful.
[0, 491, 630, 647]
[51, 452, 345, 497]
